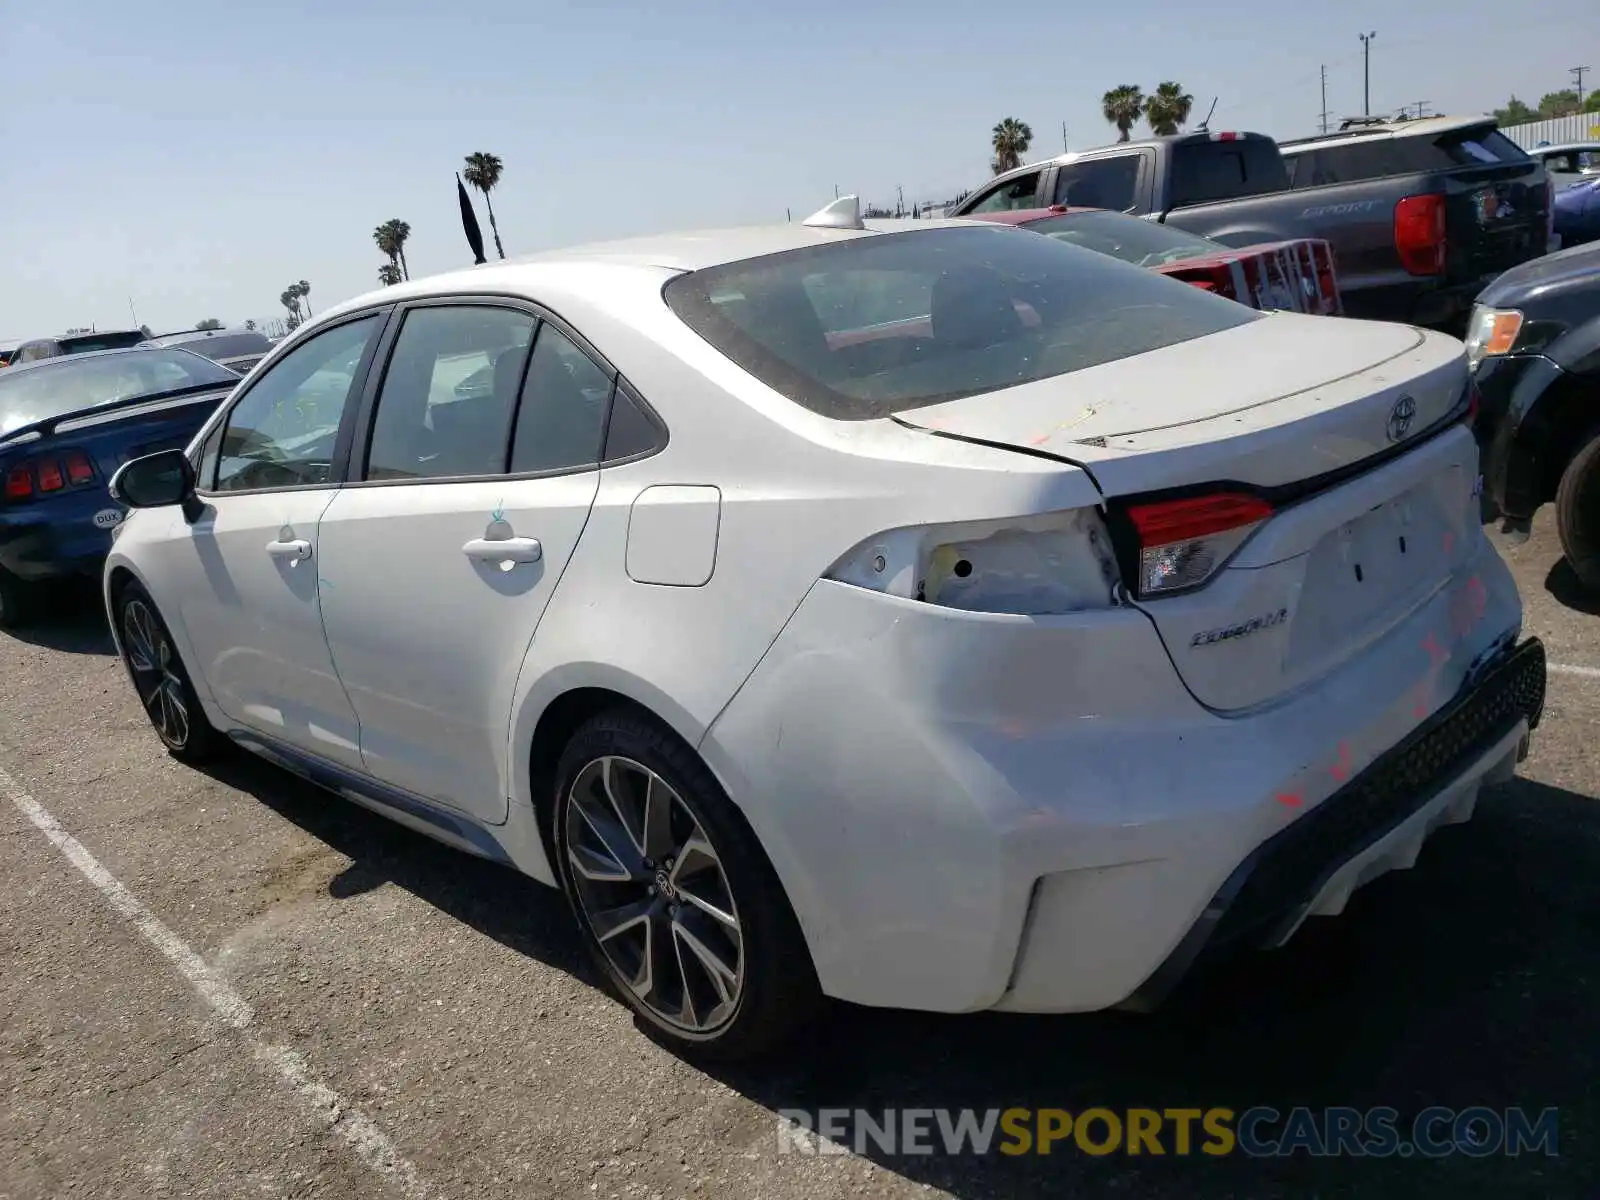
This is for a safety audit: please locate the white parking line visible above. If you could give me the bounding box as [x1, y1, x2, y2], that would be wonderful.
[1, 762, 431, 1200]
[1549, 662, 1600, 680]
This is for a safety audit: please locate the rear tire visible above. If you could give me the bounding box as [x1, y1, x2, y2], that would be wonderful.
[114, 582, 220, 762]
[0, 572, 34, 630]
[552, 708, 822, 1061]
[1556, 429, 1600, 592]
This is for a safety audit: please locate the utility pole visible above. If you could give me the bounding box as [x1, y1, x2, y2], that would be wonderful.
[1062, 121, 1069, 153]
[128, 297, 138, 327]
[1319, 65, 1331, 133]
[1359, 31, 1377, 116]
[1573, 65, 1591, 111]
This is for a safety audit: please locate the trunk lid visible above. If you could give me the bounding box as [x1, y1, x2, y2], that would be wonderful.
[896, 314, 1476, 710]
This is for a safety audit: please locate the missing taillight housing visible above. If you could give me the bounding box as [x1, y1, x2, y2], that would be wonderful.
[1118, 492, 1274, 598]
[1394, 193, 1447, 276]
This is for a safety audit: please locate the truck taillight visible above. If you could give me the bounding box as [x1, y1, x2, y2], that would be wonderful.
[1315, 244, 1342, 314]
[1395, 193, 1447, 276]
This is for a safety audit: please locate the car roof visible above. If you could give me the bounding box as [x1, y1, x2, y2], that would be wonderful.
[0, 344, 220, 376]
[318, 218, 992, 320]
[1532, 142, 1600, 154]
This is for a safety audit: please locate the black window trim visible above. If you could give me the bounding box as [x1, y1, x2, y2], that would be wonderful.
[195, 306, 396, 499]
[340, 291, 665, 491]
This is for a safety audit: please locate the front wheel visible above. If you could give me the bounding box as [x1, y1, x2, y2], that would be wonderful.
[1556, 428, 1600, 591]
[115, 583, 219, 761]
[553, 709, 821, 1061]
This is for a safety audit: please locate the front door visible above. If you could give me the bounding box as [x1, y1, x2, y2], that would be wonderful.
[316, 303, 611, 823]
[176, 313, 386, 769]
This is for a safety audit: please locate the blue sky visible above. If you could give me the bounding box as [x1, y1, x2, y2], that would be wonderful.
[0, 0, 1592, 340]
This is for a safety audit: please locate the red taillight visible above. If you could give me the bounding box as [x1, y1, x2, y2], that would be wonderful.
[1167, 262, 1239, 301]
[1315, 244, 1342, 315]
[1394, 193, 1447, 276]
[35, 458, 65, 491]
[4, 466, 31, 500]
[1124, 492, 1274, 596]
[65, 450, 94, 484]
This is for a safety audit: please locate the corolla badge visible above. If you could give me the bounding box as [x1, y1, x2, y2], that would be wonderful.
[1190, 607, 1290, 648]
[1386, 394, 1417, 443]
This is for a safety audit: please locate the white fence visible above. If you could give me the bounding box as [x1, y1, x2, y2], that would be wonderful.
[1501, 113, 1600, 150]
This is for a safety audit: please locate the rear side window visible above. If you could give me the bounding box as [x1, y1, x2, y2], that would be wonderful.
[1169, 139, 1288, 208]
[663, 226, 1259, 421]
[508, 323, 613, 474]
[1052, 155, 1141, 211]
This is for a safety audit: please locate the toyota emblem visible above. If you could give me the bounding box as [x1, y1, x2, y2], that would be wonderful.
[1386, 395, 1417, 443]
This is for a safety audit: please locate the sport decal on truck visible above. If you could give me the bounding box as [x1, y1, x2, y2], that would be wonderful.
[1190, 607, 1290, 648]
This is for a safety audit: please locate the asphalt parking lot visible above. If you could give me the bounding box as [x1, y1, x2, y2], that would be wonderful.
[3, 515, 1597, 1200]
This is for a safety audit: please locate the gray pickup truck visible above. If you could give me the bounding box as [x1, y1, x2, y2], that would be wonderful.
[950, 118, 1552, 331]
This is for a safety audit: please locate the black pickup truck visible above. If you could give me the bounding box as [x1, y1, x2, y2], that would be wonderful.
[949, 118, 1552, 331]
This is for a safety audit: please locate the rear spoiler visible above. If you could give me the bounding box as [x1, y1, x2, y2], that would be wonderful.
[0, 383, 235, 449]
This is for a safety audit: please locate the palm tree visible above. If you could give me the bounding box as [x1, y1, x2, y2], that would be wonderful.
[280, 288, 301, 331]
[463, 152, 506, 259]
[991, 118, 1033, 175]
[297, 279, 312, 317]
[1102, 85, 1145, 142]
[373, 219, 411, 280]
[1143, 82, 1194, 136]
[378, 263, 402, 286]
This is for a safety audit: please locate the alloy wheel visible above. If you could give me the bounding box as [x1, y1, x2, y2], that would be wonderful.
[564, 756, 744, 1034]
[122, 599, 191, 749]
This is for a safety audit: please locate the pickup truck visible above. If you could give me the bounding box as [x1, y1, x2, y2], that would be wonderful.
[949, 119, 1552, 331]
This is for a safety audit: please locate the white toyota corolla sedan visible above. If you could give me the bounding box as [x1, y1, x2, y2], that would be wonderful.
[103, 200, 1545, 1058]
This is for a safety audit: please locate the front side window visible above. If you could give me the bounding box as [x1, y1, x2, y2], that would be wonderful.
[509, 323, 612, 474]
[665, 225, 1259, 421]
[1052, 155, 1141, 211]
[213, 315, 379, 492]
[365, 305, 536, 481]
[963, 173, 1042, 214]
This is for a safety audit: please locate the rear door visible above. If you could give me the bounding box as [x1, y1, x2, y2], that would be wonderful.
[314, 299, 612, 824]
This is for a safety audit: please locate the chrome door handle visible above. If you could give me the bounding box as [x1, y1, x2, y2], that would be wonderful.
[266, 538, 312, 561]
[462, 536, 542, 564]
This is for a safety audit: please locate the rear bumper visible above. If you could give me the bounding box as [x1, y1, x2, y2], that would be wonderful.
[703, 531, 1529, 1015]
[0, 506, 121, 583]
[1118, 636, 1544, 1010]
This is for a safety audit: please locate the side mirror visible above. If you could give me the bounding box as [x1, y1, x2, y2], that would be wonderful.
[109, 449, 202, 522]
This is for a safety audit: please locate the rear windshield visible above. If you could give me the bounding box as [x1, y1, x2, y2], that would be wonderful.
[662, 226, 1259, 420]
[57, 330, 149, 353]
[1024, 210, 1224, 267]
[1169, 138, 1289, 208]
[0, 349, 236, 438]
[159, 332, 273, 362]
[1285, 125, 1532, 187]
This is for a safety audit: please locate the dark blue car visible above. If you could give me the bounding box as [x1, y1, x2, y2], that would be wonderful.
[1553, 178, 1600, 250]
[0, 346, 238, 626]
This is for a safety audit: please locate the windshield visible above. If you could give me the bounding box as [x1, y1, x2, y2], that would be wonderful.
[1023, 210, 1225, 267]
[0, 349, 237, 437]
[663, 226, 1259, 420]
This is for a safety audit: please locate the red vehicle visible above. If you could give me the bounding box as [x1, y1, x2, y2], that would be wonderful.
[967, 206, 1344, 316]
